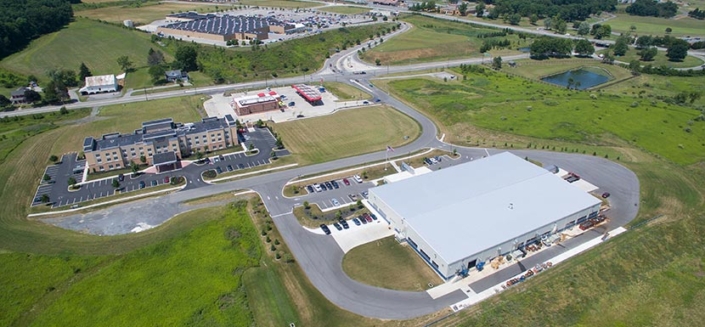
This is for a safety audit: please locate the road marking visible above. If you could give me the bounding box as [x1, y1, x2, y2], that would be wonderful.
[267, 196, 271, 200]
[484, 148, 490, 157]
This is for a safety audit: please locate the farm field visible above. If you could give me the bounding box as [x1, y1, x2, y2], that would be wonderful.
[343, 236, 441, 291]
[606, 14, 705, 37]
[363, 15, 527, 65]
[317, 5, 370, 15]
[237, 0, 320, 8]
[597, 48, 704, 69]
[0, 18, 171, 82]
[379, 62, 705, 165]
[76, 2, 221, 25]
[271, 105, 420, 164]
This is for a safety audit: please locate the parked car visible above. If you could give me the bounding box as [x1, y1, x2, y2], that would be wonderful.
[352, 218, 361, 226]
[363, 101, 370, 105]
[370, 213, 378, 221]
[343, 178, 351, 186]
[361, 191, 369, 199]
[118, 173, 124, 182]
[216, 166, 223, 174]
[331, 180, 339, 189]
[339, 218, 349, 229]
[307, 185, 315, 193]
[324, 181, 333, 189]
[333, 222, 342, 231]
[314, 184, 322, 192]
[332, 198, 340, 206]
[227, 164, 233, 172]
[353, 175, 363, 183]
[359, 215, 367, 224]
[601, 192, 611, 198]
[320, 224, 331, 235]
[424, 158, 433, 165]
[139, 181, 145, 189]
[151, 180, 157, 187]
[164, 176, 170, 184]
[320, 183, 328, 191]
[363, 213, 373, 223]
[238, 163, 245, 169]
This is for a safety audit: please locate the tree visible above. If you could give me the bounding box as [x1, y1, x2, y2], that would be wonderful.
[553, 17, 567, 34]
[475, 3, 485, 17]
[140, 155, 147, 164]
[131, 161, 139, 174]
[666, 39, 689, 61]
[375, 58, 381, 66]
[543, 17, 553, 30]
[40, 194, 50, 203]
[112, 179, 120, 188]
[49, 155, 59, 162]
[635, 35, 653, 49]
[303, 201, 310, 209]
[487, 7, 499, 19]
[43, 174, 51, 182]
[458, 2, 468, 16]
[356, 199, 363, 209]
[492, 56, 502, 69]
[148, 65, 167, 83]
[665, 27, 672, 34]
[574, 39, 595, 56]
[47, 69, 78, 87]
[577, 22, 590, 36]
[529, 14, 539, 25]
[270, 150, 278, 159]
[78, 62, 92, 82]
[174, 46, 198, 71]
[117, 56, 134, 72]
[196, 151, 203, 160]
[639, 47, 658, 61]
[43, 81, 60, 104]
[507, 14, 521, 25]
[67, 177, 77, 187]
[613, 36, 630, 56]
[0, 95, 10, 108]
[602, 51, 615, 64]
[628, 60, 641, 73]
[630, 25, 637, 34]
[275, 136, 284, 149]
[59, 106, 69, 115]
[147, 48, 165, 66]
[24, 89, 41, 103]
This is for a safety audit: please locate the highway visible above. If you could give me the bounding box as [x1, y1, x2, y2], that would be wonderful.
[35, 16, 642, 319]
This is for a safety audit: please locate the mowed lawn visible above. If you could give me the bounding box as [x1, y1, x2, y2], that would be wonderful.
[322, 82, 371, 101]
[364, 15, 526, 65]
[597, 48, 704, 68]
[49, 96, 204, 156]
[343, 236, 441, 291]
[271, 106, 420, 164]
[317, 6, 370, 15]
[0, 18, 170, 79]
[76, 2, 221, 25]
[27, 204, 262, 327]
[607, 14, 705, 37]
[384, 66, 705, 165]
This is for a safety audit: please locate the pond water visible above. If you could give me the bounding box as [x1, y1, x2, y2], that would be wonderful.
[540, 68, 610, 90]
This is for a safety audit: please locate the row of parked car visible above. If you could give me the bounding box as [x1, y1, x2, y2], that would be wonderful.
[306, 175, 364, 194]
[319, 213, 378, 235]
[424, 156, 443, 166]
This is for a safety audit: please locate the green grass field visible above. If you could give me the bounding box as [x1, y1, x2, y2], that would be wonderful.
[317, 6, 370, 15]
[364, 15, 527, 65]
[322, 81, 371, 101]
[0, 18, 171, 82]
[381, 63, 705, 165]
[598, 48, 704, 68]
[271, 106, 421, 164]
[343, 236, 441, 291]
[606, 14, 705, 37]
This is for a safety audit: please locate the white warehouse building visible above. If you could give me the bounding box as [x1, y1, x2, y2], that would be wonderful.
[79, 74, 118, 95]
[367, 152, 601, 280]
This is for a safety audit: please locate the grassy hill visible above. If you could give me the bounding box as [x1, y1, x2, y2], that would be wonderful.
[0, 18, 171, 81]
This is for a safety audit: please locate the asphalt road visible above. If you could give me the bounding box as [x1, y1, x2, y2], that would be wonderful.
[36, 20, 641, 320]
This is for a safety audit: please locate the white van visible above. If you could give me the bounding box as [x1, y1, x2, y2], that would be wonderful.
[353, 175, 363, 183]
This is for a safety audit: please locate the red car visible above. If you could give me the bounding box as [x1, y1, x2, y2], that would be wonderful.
[343, 178, 350, 186]
[363, 213, 373, 223]
[164, 176, 170, 183]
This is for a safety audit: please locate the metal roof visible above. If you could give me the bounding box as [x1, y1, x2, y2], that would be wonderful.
[84, 75, 116, 87]
[369, 152, 601, 265]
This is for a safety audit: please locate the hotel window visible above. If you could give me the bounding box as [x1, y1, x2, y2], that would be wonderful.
[106, 157, 111, 162]
[108, 165, 113, 169]
[99, 167, 104, 171]
[112, 151, 117, 155]
[97, 159, 102, 163]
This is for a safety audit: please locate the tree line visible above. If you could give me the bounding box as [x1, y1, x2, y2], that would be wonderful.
[688, 8, 705, 20]
[529, 37, 595, 58]
[0, 0, 75, 59]
[480, 0, 616, 22]
[625, 0, 678, 18]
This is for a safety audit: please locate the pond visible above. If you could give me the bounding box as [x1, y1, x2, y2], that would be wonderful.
[540, 68, 610, 90]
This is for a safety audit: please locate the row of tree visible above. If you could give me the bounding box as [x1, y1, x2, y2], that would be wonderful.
[481, 0, 616, 22]
[0, 0, 75, 59]
[529, 37, 595, 58]
[626, 0, 678, 18]
[688, 8, 705, 20]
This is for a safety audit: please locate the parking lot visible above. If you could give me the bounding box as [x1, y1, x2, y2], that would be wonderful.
[208, 127, 289, 176]
[203, 85, 365, 123]
[32, 153, 85, 207]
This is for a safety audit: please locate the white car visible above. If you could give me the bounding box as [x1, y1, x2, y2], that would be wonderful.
[353, 175, 363, 183]
[331, 199, 340, 206]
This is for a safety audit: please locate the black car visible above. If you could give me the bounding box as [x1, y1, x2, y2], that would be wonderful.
[118, 173, 124, 182]
[320, 183, 328, 191]
[370, 213, 378, 221]
[333, 222, 342, 231]
[320, 224, 331, 235]
[216, 166, 223, 174]
[352, 218, 361, 226]
[339, 219, 349, 229]
[139, 181, 145, 189]
[238, 163, 245, 169]
[306, 185, 314, 193]
[324, 181, 333, 189]
[331, 180, 339, 189]
[359, 215, 367, 224]
[151, 180, 157, 187]
[227, 164, 233, 172]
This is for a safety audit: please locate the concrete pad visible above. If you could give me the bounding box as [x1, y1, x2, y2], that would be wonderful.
[427, 279, 468, 299]
[332, 221, 394, 253]
[572, 178, 598, 192]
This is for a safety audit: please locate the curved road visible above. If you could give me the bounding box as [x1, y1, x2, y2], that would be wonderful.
[34, 18, 641, 320]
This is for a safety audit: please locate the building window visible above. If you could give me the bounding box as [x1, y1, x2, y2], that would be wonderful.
[97, 159, 102, 163]
[112, 151, 116, 155]
[113, 157, 118, 161]
[108, 165, 113, 169]
[115, 164, 121, 168]
[99, 167, 104, 171]
[106, 157, 111, 162]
